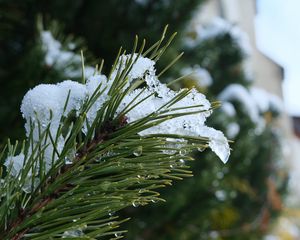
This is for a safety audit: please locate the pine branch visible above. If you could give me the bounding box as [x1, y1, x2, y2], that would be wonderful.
[0, 30, 229, 239]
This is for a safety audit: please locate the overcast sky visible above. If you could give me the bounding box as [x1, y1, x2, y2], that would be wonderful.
[255, 0, 300, 116]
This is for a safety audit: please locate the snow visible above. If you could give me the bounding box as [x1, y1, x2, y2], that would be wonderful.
[19, 74, 112, 178]
[200, 127, 230, 163]
[62, 229, 84, 238]
[58, 80, 88, 115]
[119, 62, 230, 163]
[218, 84, 260, 124]
[185, 17, 252, 56]
[21, 81, 88, 138]
[221, 102, 236, 117]
[110, 54, 156, 91]
[3, 153, 38, 192]
[218, 84, 284, 135]
[4, 154, 25, 177]
[20, 80, 88, 178]
[215, 189, 226, 201]
[181, 65, 213, 88]
[41, 31, 80, 67]
[250, 87, 283, 113]
[41, 30, 95, 79]
[85, 74, 110, 127]
[220, 85, 283, 118]
[124, 54, 155, 80]
[6, 54, 231, 188]
[220, 102, 240, 138]
[226, 122, 240, 139]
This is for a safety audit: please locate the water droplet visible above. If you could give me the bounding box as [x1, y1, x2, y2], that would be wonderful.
[72, 218, 79, 222]
[62, 229, 84, 237]
[132, 201, 139, 207]
[9, 203, 15, 210]
[133, 146, 143, 156]
[108, 221, 116, 226]
[178, 159, 185, 167]
[151, 199, 158, 203]
[179, 149, 187, 155]
[109, 211, 115, 217]
[114, 232, 122, 237]
[197, 147, 205, 152]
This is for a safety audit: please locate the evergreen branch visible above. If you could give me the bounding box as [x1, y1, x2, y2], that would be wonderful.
[0, 29, 229, 239]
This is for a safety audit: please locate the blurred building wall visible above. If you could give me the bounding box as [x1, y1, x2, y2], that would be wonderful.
[219, 0, 284, 98]
[195, 0, 295, 147]
[197, 0, 284, 96]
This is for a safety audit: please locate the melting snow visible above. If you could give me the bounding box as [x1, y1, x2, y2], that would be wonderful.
[6, 54, 231, 189]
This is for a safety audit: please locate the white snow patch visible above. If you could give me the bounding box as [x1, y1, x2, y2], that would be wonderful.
[250, 87, 283, 113]
[185, 17, 252, 56]
[21, 81, 88, 139]
[218, 84, 260, 124]
[85, 74, 110, 127]
[119, 63, 230, 163]
[41, 31, 80, 67]
[20, 80, 89, 178]
[181, 65, 213, 88]
[41, 30, 95, 79]
[226, 122, 240, 139]
[4, 154, 25, 177]
[110, 54, 156, 90]
[221, 102, 236, 117]
[218, 84, 284, 133]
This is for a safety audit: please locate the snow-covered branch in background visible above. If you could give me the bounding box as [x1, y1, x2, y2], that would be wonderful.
[185, 17, 252, 56]
[218, 83, 283, 135]
[181, 65, 213, 88]
[41, 31, 95, 78]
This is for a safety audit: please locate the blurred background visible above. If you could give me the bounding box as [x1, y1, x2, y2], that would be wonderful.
[0, 0, 299, 239]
